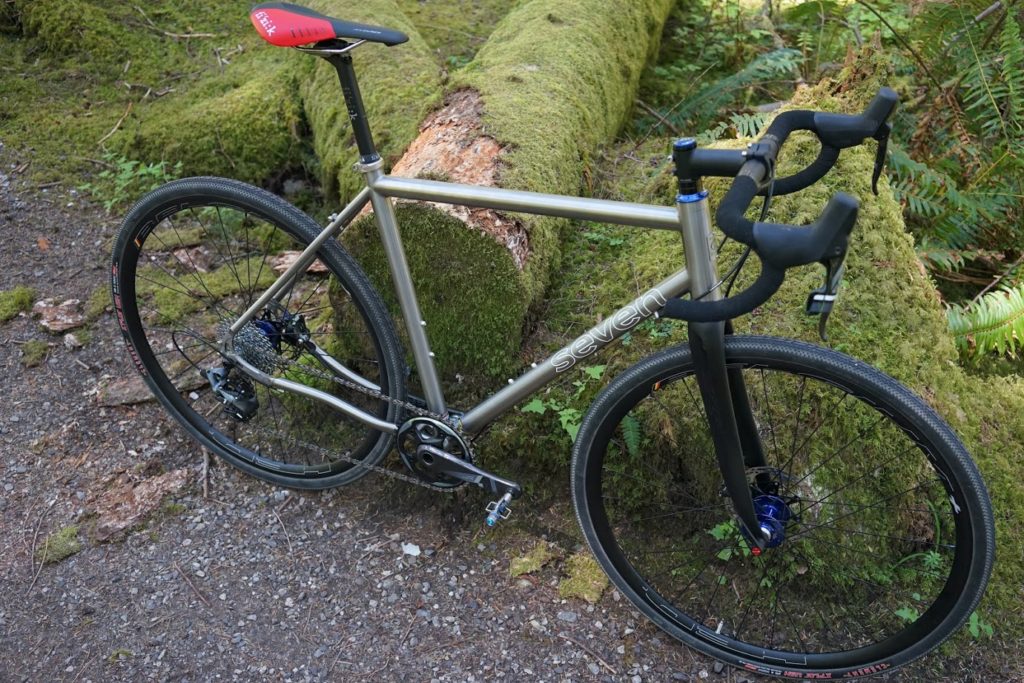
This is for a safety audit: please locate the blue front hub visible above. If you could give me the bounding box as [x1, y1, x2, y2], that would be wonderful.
[753, 494, 792, 548]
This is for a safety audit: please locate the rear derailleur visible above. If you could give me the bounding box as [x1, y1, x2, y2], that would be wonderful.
[202, 364, 258, 422]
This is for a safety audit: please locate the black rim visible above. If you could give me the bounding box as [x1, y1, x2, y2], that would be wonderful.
[116, 187, 393, 480]
[580, 347, 975, 673]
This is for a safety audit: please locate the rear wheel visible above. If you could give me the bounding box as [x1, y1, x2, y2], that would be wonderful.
[112, 177, 405, 489]
[571, 336, 993, 678]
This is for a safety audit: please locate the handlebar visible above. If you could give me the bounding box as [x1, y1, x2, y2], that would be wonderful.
[661, 88, 898, 323]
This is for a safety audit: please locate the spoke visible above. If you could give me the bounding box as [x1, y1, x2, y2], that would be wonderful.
[733, 545, 786, 640]
[786, 414, 889, 490]
[758, 368, 781, 461]
[781, 392, 850, 478]
[788, 480, 931, 543]
[191, 206, 246, 303]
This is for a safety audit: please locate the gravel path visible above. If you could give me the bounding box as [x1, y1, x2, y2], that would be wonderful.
[0, 143, 998, 682]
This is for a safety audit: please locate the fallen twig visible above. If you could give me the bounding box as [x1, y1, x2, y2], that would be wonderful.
[97, 102, 134, 147]
[273, 509, 294, 556]
[202, 450, 209, 498]
[134, 5, 221, 40]
[27, 499, 57, 593]
[173, 561, 211, 607]
[558, 633, 617, 675]
[635, 99, 680, 135]
[396, 613, 417, 651]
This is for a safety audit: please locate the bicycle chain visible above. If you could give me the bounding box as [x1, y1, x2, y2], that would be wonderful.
[235, 338, 470, 493]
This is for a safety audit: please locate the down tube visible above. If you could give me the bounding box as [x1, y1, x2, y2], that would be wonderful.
[459, 268, 692, 435]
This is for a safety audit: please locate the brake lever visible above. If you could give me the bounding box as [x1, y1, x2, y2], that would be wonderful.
[871, 122, 891, 195]
[805, 256, 845, 341]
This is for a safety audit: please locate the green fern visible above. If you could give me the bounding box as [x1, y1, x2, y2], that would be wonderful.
[667, 48, 803, 131]
[621, 415, 641, 457]
[947, 284, 1024, 358]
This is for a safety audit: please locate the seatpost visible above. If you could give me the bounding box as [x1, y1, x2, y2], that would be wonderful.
[322, 50, 381, 164]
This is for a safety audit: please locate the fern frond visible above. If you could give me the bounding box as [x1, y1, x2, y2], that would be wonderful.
[669, 48, 803, 130]
[947, 284, 1024, 358]
[998, 16, 1024, 133]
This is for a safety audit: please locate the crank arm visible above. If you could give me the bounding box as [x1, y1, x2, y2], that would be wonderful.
[416, 445, 522, 497]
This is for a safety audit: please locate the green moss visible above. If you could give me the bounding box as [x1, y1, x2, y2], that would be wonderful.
[1, 2, 280, 184]
[107, 648, 133, 664]
[20, 339, 49, 367]
[15, 0, 119, 63]
[36, 524, 82, 564]
[0, 285, 34, 321]
[345, 204, 527, 382]
[84, 285, 110, 322]
[119, 48, 305, 183]
[302, 0, 441, 203]
[395, 0, 517, 64]
[509, 540, 555, 577]
[160, 501, 186, 516]
[558, 552, 608, 603]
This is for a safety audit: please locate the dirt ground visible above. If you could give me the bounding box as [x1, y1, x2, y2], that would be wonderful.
[0, 141, 1008, 683]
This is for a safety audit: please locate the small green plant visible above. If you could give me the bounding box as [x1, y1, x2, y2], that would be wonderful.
[0, 285, 35, 322]
[894, 606, 920, 623]
[520, 365, 606, 441]
[80, 152, 182, 212]
[968, 610, 994, 639]
[582, 229, 626, 249]
[36, 525, 82, 564]
[20, 339, 50, 367]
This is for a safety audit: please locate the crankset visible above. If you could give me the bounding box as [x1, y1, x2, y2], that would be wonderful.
[397, 417, 522, 523]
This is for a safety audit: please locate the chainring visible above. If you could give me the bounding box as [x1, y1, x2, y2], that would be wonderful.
[397, 417, 473, 489]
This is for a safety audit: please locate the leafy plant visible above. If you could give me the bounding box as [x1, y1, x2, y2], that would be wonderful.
[520, 365, 606, 442]
[968, 610, 994, 639]
[80, 152, 182, 212]
[947, 284, 1024, 358]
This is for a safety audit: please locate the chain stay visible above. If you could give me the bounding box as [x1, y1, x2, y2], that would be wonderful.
[232, 336, 469, 493]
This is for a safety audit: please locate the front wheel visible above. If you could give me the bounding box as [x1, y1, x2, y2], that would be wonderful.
[571, 336, 993, 679]
[112, 177, 406, 490]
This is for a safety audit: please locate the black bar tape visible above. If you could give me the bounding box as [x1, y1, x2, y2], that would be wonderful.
[764, 109, 815, 141]
[714, 176, 758, 245]
[768, 145, 840, 196]
[661, 262, 785, 322]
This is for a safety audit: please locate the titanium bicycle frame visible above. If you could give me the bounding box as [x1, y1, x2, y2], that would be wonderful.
[225, 46, 771, 544]
[227, 163, 713, 437]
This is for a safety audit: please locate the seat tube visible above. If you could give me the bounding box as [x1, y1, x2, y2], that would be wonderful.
[361, 164, 447, 415]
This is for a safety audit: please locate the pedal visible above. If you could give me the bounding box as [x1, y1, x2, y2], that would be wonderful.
[485, 492, 514, 527]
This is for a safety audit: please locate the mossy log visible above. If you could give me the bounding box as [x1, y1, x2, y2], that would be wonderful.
[344, 0, 674, 386]
[120, 50, 306, 183]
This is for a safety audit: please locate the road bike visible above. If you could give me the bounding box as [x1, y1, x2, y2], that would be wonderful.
[110, 3, 995, 679]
